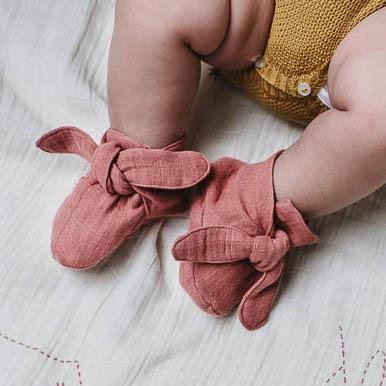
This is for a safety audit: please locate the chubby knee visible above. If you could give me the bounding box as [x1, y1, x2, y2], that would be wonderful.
[328, 51, 386, 147]
[346, 106, 386, 153]
[358, 106, 386, 139]
[328, 46, 386, 112]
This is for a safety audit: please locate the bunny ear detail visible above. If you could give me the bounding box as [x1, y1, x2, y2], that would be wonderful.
[238, 261, 284, 330]
[172, 226, 254, 263]
[36, 126, 97, 161]
[116, 148, 210, 190]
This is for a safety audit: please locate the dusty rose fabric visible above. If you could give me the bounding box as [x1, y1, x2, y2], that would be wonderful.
[36, 126, 210, 269]
[172, 152, 319, 330]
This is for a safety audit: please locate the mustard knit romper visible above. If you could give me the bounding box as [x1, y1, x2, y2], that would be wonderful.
[222, 0, 386, 126]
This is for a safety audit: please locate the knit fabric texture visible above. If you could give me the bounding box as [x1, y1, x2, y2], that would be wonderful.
[36, 127, 210, 269]
[222, 0, 386, 125]
[172, 153, 319, 330]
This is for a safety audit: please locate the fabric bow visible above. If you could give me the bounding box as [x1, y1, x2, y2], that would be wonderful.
[36, 126, 210, 196]
[172, 225, 291, 330]
[172, 226, 290, 272]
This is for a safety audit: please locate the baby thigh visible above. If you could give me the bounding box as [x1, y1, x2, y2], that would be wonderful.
[328, 6, 386, 126]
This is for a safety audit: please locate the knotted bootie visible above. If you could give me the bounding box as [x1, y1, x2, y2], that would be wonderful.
[172, 152, 319, 330]
[37, 126, 210, 269]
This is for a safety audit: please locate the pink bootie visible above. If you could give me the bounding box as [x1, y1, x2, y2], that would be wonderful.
[37, 126, 210, 269]
[172, 152, 319, 330]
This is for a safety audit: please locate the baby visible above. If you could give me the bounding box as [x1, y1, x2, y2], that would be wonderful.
[37, 0, 386, 330]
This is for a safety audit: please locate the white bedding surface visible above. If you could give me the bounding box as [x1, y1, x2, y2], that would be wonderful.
[1, 1, 386, 385]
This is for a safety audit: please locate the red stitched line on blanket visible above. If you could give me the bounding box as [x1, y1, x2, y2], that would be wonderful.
[325, 326, 347, 384]
[360, 350, 386, 386]
[0, 332, 83, 385]
[325, 326, 386, 385]
[340, 325, 347, 384]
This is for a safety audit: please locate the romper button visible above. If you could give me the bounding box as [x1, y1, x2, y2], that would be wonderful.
[255, 57, 265, 69]
[297, 82, 312, 96]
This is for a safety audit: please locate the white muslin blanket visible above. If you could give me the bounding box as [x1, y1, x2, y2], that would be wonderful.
[0, 1, 385, 385]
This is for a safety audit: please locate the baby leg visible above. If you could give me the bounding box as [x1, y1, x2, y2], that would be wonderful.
[274, 6, 386, 218]
[107, 0, 230, 148]
[108, 0, 270, 148]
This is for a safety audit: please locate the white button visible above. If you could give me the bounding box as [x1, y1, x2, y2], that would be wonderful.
[297, 82, 312, 96]
[255, 57, 265, 69]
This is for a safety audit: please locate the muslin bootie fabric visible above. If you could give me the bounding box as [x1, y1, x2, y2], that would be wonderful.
[172, 152, 319, 330]
[37, 126, 210, 269]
